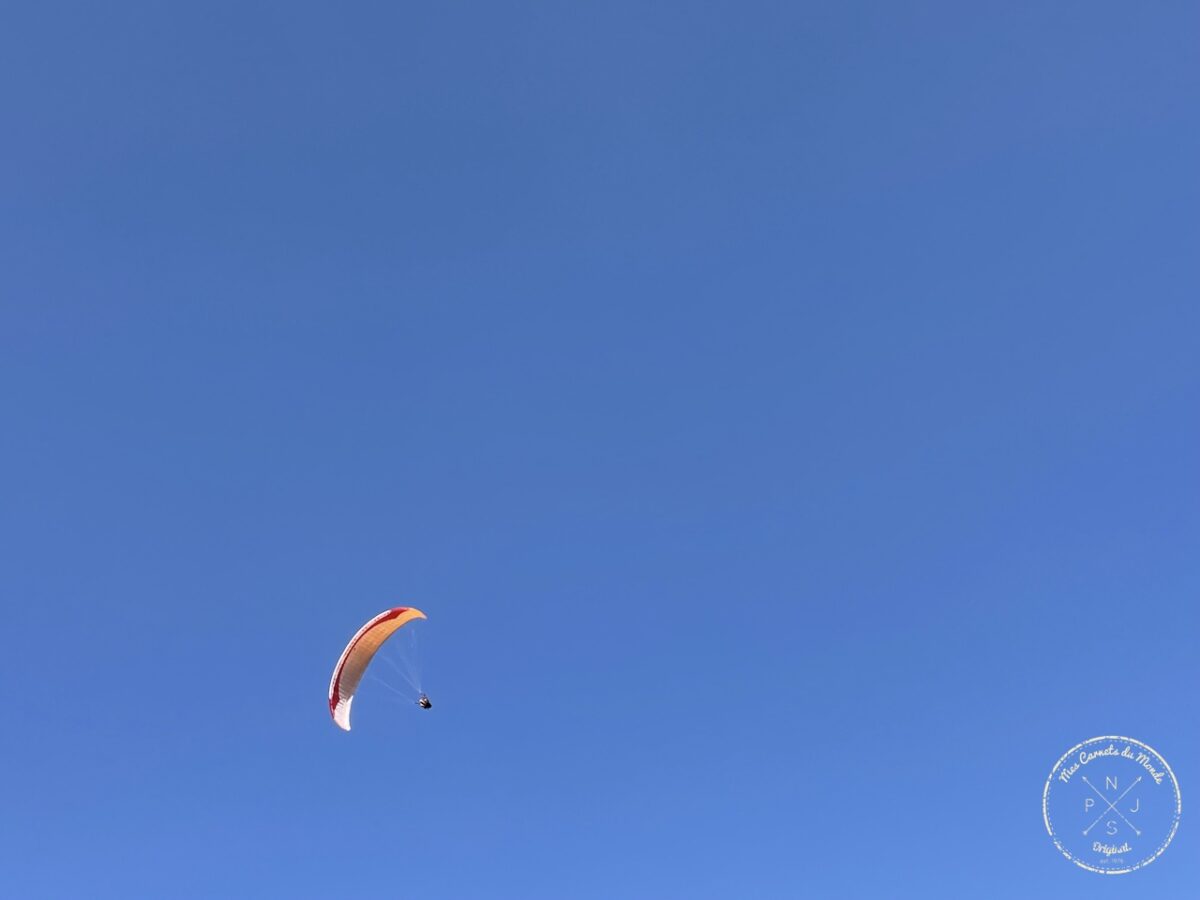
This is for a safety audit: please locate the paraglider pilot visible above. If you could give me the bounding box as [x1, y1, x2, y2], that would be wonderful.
[418, 694, 432, 709]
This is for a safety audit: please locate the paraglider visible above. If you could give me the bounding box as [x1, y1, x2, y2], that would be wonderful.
[328, 606, 427, 731]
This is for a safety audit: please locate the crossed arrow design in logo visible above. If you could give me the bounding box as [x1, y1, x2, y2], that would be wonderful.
[1081, 775, 1143, 837]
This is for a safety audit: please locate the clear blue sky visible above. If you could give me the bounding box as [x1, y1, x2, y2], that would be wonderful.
[2, 2, 1197, 897]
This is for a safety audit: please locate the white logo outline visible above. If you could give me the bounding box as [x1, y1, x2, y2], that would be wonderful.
[1042, 734, 1182, 875]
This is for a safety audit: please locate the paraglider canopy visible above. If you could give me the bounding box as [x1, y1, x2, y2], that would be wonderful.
[328, 606, 426, 731]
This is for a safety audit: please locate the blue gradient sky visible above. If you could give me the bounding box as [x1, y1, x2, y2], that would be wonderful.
[2, 2, 1197, 897]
